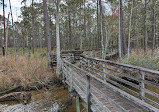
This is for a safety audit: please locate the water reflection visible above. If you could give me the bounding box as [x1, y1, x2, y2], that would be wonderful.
[0, 86, 81, 112]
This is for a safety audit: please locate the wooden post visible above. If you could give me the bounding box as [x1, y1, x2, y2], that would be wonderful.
[102, 63, 106, 82]
[140, 71, 145, 100]
[88, 60, 90, 72]
[86, 74, 91, 112]
[76, 96, 80, 112]
[69, 67, 73, 92]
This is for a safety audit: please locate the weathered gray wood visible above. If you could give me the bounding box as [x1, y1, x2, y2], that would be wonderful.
[62, 58, 159, 112]
[91, 84, 127, 112]
[140, 71, 145, 100]
[69, 67, 73, 92]
[86, 75, 91, 112]
[81, 55, 159, 78]
[102, 63, 106, 82]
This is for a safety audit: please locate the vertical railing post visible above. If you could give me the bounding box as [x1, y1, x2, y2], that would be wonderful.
[140, 71, 145, 100]
[61, 61, 64, 80]
[76, 96, 80, 112]
[86, 74, 91, 112]
[69, 67, 73, 92]
[102, 63, 106, 82]
[88, 60, 90, 72]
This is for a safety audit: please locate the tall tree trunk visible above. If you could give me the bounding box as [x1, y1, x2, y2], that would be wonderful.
[120, 0, 126, 56]
[84, 0, 86, 50]
[127, 0, 133, 61]
[43, 0, 51, 56]
[68, 9, 72, 50]
[99, 0, 106, 59]
[152, 0, 156, 56]
[3, 0, 6, 56]
[97, 0, 100, 50]
[144, 0, 148, 56]
[56, 0, 61, 75]
[31, 0, 36, 54]
[80, 3, 83, 50]
[9, 0, 17, 67]
[6, 13, 10, 55]
[118, 0, 122, 62]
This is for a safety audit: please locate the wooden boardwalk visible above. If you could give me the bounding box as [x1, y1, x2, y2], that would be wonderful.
[59, 53, 159, 112]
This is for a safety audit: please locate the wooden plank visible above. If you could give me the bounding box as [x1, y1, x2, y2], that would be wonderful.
[91, 84, 127, 112]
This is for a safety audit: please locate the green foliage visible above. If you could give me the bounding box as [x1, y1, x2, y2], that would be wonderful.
[122, 52, 159, 71]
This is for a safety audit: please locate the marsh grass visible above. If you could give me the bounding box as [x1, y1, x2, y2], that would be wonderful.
[0, 52, 55, 92]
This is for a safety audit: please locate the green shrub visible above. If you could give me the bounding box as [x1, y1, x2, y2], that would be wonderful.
[122, 52, 159, 71]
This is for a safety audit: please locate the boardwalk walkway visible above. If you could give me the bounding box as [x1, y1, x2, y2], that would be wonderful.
[61, 55, 159, 112]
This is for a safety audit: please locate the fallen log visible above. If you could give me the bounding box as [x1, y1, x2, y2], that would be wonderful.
[0, 92, 32, 105]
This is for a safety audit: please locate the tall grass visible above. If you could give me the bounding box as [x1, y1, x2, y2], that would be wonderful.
[0, 53, 55, 91]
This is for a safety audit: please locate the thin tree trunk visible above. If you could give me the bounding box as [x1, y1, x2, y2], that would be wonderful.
[9, 0, 17, 67]
[56, 0, 61, 75]
[43, 0, 51, 56]
[152, 0, 156, 55]
[120, 0, 126, 56]
[99, 0, 106, 59]
[84, 0, 86, 50]
[6, 13, 10, 55]
[80, 3, 83, 50]
[31, 0, 36, 54]
[3, 0, 6, 56]
[97, 0, 100, 50]
[127, 0, 133, 62]
[118, 0, 122, 62]
[144, 0, 148, 56]
[68, 9, 72, 50]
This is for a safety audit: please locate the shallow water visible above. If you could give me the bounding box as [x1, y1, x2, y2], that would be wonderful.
[0, 86, 85, 112]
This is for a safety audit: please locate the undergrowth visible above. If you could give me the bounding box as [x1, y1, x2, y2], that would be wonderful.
[0, 53, 55, 92]
[122, 49, 159, 71]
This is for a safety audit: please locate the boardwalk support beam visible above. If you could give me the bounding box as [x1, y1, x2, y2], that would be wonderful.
[86, 74, 91, 112]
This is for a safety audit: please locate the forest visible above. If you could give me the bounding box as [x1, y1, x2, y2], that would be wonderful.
[0, 0, 159, 111]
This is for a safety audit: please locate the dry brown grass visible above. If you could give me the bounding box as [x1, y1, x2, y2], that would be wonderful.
[0, 54, 55, 91]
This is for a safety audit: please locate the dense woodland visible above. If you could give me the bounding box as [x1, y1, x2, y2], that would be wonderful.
[0, 0, 159, 110]
[0, 0, 159, 64]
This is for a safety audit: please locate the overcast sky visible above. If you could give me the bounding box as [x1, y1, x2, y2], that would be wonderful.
[0, 0, 111, 22]
[0, 0, 41, 22]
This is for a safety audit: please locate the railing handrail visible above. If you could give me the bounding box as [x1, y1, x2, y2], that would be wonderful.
[62, 58, 159, 112]
[81, 55, 159, 77]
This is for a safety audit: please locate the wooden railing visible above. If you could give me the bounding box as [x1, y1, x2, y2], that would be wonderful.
[80, 55, 159, 109]
[62, 57, 159, 112]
